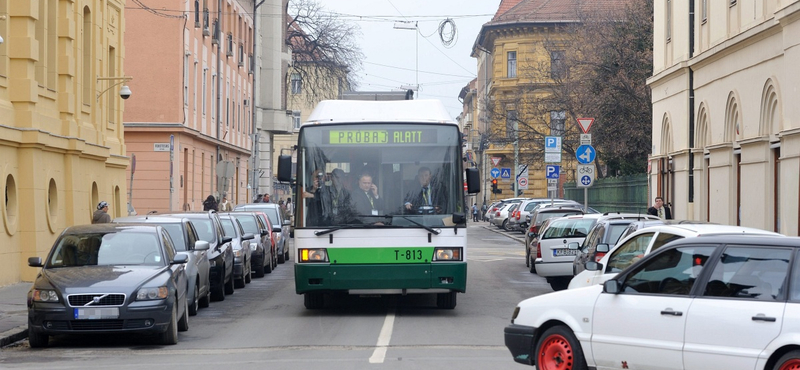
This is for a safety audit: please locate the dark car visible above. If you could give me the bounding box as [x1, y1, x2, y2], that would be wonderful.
[219, 214, 255, 288]
[113, 215, 211, 316]
[161, 211, 234, 301]
[569, 213, 661, 276]
[234, 203, 289, 263]
[26, 224, 190, 347]
[224, 211, 275, 277]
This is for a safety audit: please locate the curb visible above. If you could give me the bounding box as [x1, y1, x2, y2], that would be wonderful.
[0, 325, 27, 348]
[480, 223, 526, 243]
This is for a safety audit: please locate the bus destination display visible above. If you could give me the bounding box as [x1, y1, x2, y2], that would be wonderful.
[325, 129, 437, 145]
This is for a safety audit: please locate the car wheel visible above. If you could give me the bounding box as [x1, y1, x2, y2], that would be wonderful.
[188, 282, 199, 316]
[548, 277, 570, 291]
[304, 292, 324, 309]
[278, 249, 286, 264]
[254, 256, 266, 278]
[535, 326, 587, 370]
[178, 295, 189, 332]
[159, 305, 179, 345]
[27, 326, 48, 348]
[234, 275, 245, 289]
[224, 268, 235, 295]
[436, 292, 457, 309]
[199, 288, 210, 308]
[500, 219, 508, 230]
[284, 248, 290, 262]
[245, 262, 252, 284]
[529, 255, 537, 273]
[265, 254, 273, 274]
[525, 249, 530, 267]
[211, 276, 225, 301]
[773, 350, 800, 370]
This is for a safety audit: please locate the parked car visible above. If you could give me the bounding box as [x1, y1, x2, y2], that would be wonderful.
[491, 201, 522, 230]
[27, 224, 190, 347]
[534, 214, 601, 290]
[251, 210, 278, 265]
[223, 211, 274, 277]
[113, 215, 211, 316]
[505, 234, 800, 370]
[234, 203, 289, 263]
[508, 198, 565, 233]
[218, 214, 255, 289]
[569, 213, 660, 276]
[568, 223, 781, 290]
[525, 206, 585, 271]
[525, 217, 555, 274]
[161, 211, 234, 301]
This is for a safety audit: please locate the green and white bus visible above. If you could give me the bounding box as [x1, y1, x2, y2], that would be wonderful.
[277, 99, 480, 309]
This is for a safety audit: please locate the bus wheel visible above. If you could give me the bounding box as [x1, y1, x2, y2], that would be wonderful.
[436, 292, 457, 309]
[304, 292, 324, 309]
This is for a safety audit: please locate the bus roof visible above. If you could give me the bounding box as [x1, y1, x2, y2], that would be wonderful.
[304, 99, 457, 125]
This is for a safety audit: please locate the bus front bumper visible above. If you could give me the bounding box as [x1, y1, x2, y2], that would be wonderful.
[295, 263, 467, 294]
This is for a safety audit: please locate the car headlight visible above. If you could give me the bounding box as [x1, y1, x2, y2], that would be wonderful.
[299, 248, 328, 263]
[136, 287, 168, 301]
[274, 232, 282, 242]
[32, 289, 59, 303]
[233, 249, 243, 258]
[433, 247, 462, 261]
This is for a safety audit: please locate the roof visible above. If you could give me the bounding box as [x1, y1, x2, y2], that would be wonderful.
[667, 234, 799, 248]
[304, 100, 456, 125]
[63, 224, 161, 234]
[114, 215, 185, 224]
[633, 224, 781, 237]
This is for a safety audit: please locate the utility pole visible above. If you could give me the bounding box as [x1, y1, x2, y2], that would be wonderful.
[513, 119, 519, 196]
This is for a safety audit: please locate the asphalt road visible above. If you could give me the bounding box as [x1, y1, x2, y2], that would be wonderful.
[0, 222, 554, 369]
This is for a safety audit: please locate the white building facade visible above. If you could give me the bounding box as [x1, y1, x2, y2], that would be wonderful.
[649, 0, 800, 235]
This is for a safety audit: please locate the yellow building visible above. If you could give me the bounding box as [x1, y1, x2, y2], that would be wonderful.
[0, 1, 129, 284]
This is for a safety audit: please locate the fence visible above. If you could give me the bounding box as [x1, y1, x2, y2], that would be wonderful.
[564, 173, 648, 214]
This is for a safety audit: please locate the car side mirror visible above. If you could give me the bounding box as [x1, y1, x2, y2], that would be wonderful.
[261, 230, 269, 236]
[222, 236, 233, 244]
[172, 253, 189, 264]
[585, 261, 601, 271]
[603, 279, 621, 294]
[567, 242, 580, 250]
[242, 233, 255, 240]
[596, 244, 610, 253]
[28, 257, 43, 267]
[194, 240, 210, 251]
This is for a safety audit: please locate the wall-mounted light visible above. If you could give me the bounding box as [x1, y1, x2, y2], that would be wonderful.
[97, 76, 133, 101]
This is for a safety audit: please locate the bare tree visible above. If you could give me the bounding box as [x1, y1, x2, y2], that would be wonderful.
[287, 0, 364, 100]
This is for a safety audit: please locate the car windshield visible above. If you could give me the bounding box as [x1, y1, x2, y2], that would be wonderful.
[542, 219, 596, 239]
[607, 224, 630, 245]
[47, 232, 163, 267]
[536, 211, 581, 225]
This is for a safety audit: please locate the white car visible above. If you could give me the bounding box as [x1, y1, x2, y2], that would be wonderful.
[568, 224, 781, 290]
[505, 234, 800, 370]
[534, 214, 600, 290]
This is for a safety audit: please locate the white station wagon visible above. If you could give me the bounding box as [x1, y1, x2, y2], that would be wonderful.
[505, 234, 800, 370]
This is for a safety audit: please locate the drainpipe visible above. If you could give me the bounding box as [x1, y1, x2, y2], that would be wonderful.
[215, 0, 223, 196]
[688, 0, 696, 203]
[251, 0, 265, 198]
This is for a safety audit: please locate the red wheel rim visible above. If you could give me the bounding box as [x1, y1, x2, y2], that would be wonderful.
[538, 333, 575, 370]
[780, 359, 800, 370]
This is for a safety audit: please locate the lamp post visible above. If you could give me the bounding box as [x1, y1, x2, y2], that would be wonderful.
[393, 21, 418, 91]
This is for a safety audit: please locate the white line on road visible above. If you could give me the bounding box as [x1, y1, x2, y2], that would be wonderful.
[368, 308, 396, 364]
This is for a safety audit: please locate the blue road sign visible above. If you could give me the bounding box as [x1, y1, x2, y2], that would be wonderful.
[545, 165, 560, 179]
[544, 136, 561, 153]
[500, 168, 511, 179]
[580, 175, 593, 186]
[576, 144, 596, 164]
[490, 168, 501, 178]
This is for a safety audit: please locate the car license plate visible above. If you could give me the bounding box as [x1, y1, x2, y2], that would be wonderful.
[553, 249, 579, 257]
[74, 307, 119, 320]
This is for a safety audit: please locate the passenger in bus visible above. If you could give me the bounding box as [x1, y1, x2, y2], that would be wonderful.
[352, 172, 383, 218]
[304, 169, 325, 226]
[327, 168, 354, 224]
[404, 167, 447, 214]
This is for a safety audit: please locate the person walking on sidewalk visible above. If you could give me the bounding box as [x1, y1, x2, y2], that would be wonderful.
[471, 203, 479, 222]
[92, 201, 111, 224]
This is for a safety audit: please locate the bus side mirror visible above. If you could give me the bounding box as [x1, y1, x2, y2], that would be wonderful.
[465, 168, 480, 194]
[277, 155, 292, 182]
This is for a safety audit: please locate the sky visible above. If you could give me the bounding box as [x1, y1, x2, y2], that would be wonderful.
[316, 0, 501, 119]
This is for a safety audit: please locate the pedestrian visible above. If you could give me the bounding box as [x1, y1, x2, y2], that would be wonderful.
[285, 197, 293, 220]
[279, 199, 288, 219]
[92, 201, 111, 224]
[254, 194, 263, 203]
[203, 195, 218, 211]
[218, 194, 233, 212]
[647, 196, 673, 220]
[263, 194, 271, 203]
[481, 203, 488, 222]
[471, 203, 479, 222]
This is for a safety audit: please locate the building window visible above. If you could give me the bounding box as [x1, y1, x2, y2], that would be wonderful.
[666, 0, 672, 42]
[291, 73, 302, 94]
[550, 111, 565, 136]
[194, 0, 200, 27]
[108, 46, 116, 123]
[506, 110, 517, 139]
[211, 73, 216, 119]
[82, 6, 92, 104]
[292, 111, 301, 130]
[184, 54, 189, 106]
[550, 51, 566, 79]
[507, 51, 517, 78]
[702, 0, 708, 22]
[202, 69, 207, 115]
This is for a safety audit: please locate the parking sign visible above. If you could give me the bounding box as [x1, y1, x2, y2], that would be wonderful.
[545, 165, 560, 179]
[544, 136, 561, 153]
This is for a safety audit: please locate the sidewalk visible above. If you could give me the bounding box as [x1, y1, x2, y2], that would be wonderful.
[0, 282, 31, 347]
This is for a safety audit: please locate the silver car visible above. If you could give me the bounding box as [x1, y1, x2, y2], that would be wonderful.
[113, 216, 211, 316]
[234, 203, 289, 263]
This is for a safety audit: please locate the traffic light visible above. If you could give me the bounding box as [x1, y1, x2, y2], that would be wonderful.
[491, 179, 500, 194]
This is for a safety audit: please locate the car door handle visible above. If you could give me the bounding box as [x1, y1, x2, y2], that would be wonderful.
[660, 309, 683, 316]
[752, 314, 776, 322]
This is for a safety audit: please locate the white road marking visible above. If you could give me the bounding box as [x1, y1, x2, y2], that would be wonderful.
[368, 308, 396, 364]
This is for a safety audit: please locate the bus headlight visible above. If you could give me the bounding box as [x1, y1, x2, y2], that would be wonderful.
[300, 248, 328, 263]
[433, 247, 462, 261]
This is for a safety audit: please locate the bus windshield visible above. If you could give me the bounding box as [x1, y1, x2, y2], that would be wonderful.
[296, 123, 463, 229]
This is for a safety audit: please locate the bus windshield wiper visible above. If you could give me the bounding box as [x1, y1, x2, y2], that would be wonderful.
[397, 216, 440, 235]
[314, 225, 357, 236]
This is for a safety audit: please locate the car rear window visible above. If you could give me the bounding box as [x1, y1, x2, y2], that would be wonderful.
[159, 224, 187, 251]
[542, 219, 596, 239]
[606, 224, 630, 245]
[191, 219, 215, 242]
[535, 211, 582, 225]
[233, 215, 259, 234]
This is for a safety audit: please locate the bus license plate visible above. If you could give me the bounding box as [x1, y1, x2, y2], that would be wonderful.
[395, 248, 425, 262]
[74, 307, 119, 320]
[553, 249, 579, 257]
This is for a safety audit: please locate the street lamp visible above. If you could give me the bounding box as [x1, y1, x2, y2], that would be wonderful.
[393, 21, 418, 92]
